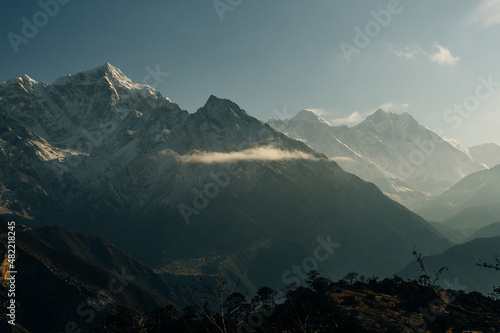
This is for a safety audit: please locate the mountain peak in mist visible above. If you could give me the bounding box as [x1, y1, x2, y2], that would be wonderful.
[370, 108, 389, 118]
[268, 104, 485, 196]
[364, 108, 413, 124]
[291, 109, 330, 124]
[468, 143, 500, 168]
[358, 109, 417, 134]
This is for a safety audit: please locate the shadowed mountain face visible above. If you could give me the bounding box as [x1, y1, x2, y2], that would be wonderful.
[0, 217, 169, 333]
[268, 109, 486, 205]
[0, 64, 452, 291]
[27, 224, 181, 305]
[468, 221, 500, 241]
[398, 236, 500, 294]
[468, 143, 500, 168]
[415, 165, 500, 234]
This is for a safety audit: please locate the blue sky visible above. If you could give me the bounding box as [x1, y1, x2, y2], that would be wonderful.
[1, 0, 500, 146]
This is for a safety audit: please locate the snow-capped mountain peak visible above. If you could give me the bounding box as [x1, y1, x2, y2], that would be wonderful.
[1, 74, 37, 85]
[291, 109, 331, 125]
[92, 62, 134, 86]
[363, 109, 413, 125]
[368, 108, 389, 119]
[21, 74, 37, 83]
[358, 109, 419, 136]
[1, 74, 41, 94]
[52, 62, 151, 93]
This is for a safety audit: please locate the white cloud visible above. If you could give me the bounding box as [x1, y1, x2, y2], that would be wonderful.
[389, 43, 424, 59]
[430, 43, 459, 66]
[331, 156, 356, 164]
[378, 101, 410, 112]
[331, 102, 409, 126]
[471, 0, 500, 27]
[168, 146, 321, 164]
[304, 108, 327, 116]
[390, 43, 459, 66]
[331, 111, 370, 126]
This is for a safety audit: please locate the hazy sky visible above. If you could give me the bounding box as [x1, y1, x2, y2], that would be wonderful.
[1, 0, 500, 146]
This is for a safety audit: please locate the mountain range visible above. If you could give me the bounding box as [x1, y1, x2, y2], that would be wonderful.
[268, 109, 490, 208]
[0, 63, 454, 293]
[268, 109, 500, 244]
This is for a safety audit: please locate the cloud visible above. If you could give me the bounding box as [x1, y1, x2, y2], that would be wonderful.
[390, 43, 459, 66]
[471, 0, 500, 27]
[331, 111, 370, 126]
[331, 102, 409, 126]
[331, 157, 356, 164]
[378, 101, 410, 112]
[168, 146, 321, 164]
[430, 43, 459, 66]
[304, 108, 327, 116]
[389, 44, 424, 59]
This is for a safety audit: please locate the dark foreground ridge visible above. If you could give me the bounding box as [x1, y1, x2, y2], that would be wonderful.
[94, 271, 500, 332]
[2, 216, 499, 332]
